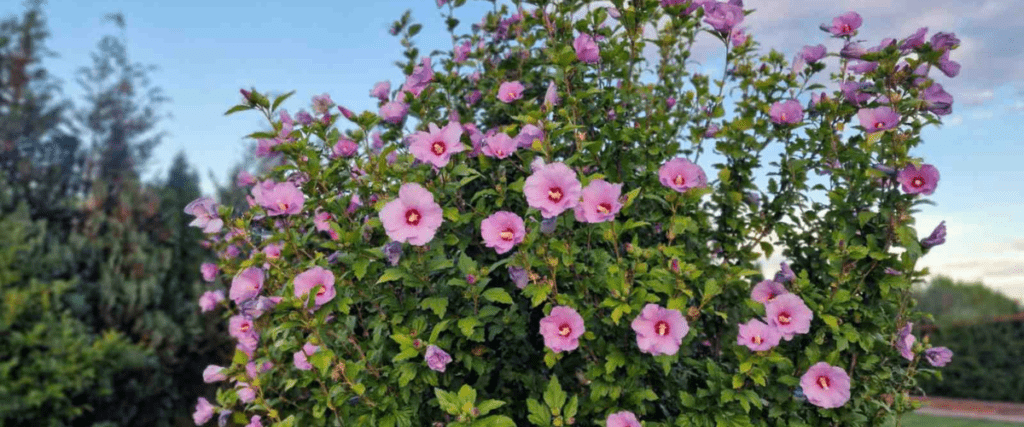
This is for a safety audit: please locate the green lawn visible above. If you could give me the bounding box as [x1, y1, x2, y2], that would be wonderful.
[898, 414, 1024, 427]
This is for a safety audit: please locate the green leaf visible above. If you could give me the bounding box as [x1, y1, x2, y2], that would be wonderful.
[543, 376, 567, 411]
[458, 317, 481, 337]
[458, 384, 477, 406]
[472, 415, 516, 427]
[309, 349, 335, 377]
[526, 398, 549, 426]
[353, 258, 370, 280]
[434, 388, 460, 415]
[482, 288, 513, 304]
[271, 90, 296, 111]
[702, 279, 722, 303]
[821, 314, 840, 332]
[224, 104, 252, 116]
[377, 268, 405, 284]
[420, 297, 449, 317]
[476, 399, 505, 416]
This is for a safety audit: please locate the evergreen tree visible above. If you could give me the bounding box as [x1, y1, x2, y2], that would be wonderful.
[0, 0, 85, 228]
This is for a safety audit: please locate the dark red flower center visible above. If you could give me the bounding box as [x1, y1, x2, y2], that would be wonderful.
[911, 177, 924, 187]
[431, 140, 446, 155]
[817, 376, 830, 390]
[405, 209, 421, 225]
[316, 286, 326, 297]
[655, 321, 670, 336]
[597, 203, 612, 214]
[278, 202, 289, 212]
[874, 121, 885, 129]
[841, 24, 851, 33]
[499, 229, 515, 241]
[777, 313, 791, 325]
[674, 174, 685, 186]
[752, 335, 763, 344]
[239, 323, 250, 332]
[558, 324, 572, 337]
[548, 188, 563, 202]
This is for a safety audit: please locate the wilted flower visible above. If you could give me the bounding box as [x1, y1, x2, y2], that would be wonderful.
[379, 101, 408, 124]
[193, 397, 215, 425]
[896, 322, 916, 361]
[203, 365, 227, 383]
[425, 345, 453, 372]
[198, 290, 225, 313]
[509, 266, 529, 289]
[921, 220, 947, 248]
[751, 280, 788, 303]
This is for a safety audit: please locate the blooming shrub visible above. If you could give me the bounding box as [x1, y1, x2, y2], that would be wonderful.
[196, 0, 961, 425]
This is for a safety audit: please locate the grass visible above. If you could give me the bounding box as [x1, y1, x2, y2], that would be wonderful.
[898, 414, 1024, 426]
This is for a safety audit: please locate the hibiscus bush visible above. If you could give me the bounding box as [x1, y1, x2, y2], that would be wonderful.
[192, 0, 960, 425]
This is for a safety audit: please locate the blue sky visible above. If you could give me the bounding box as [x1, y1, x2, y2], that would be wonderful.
[30, 0, 1024, 300]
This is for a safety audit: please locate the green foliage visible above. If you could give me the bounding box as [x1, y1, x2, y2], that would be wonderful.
[914, 276, 1022, 327]
[0, 203, 151, 426]
[919, 318, 1024, 402]
[205, 1, 958, 426]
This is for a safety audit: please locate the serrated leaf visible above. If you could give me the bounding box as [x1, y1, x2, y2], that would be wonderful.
[543, 376, 566, 411]
[377, 268, 405, 284]
[420, 297, 449, 317]
[434, 388, 460, 415]
[458, 317, 480, 337]
[309, 349, 335, 377]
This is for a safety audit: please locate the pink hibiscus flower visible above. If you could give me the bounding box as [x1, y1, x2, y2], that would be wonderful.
[524, 162, 582, 218]
[480, 211, 526, 254]
[539, 305, 585, 353]
[631, 303, 689, 356]
[379, 183, 444, 246]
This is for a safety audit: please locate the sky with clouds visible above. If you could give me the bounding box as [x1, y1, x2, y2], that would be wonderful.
[23, 0, 1023, 300]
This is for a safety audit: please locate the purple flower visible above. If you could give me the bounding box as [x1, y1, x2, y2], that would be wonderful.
[901, 27, 928, 52]
[509, 266, 529, 289]
[921, 220, 947, 248]
[937, 51, 960, 78]
[921, 83, 953, 115]
[574, 179, 623, 223]
[379, 183, 444, 246]
[840, 41, 866, 59]
[497, 81, 525, 103]
[293, 342, 319, 371]
[371, 81, 391, 101]
[751, 280, 788, 303]
[799, 44, 827, 63]
[481, 211, 526, 254]
[631, 304, 689, 356]
[236, 170, 256, 187]
[404, 57, 434, 98]
[704, 124, 720, 138]
[383, 241, 403, 266]
[729, 27, 748, 46]
[237, 384, 256, 403]
[198, 290, 225, 313]
[658, 158, 708, 193]
[896, 163, 940, 195]
[849, 60, 878, 74]
[858, 107, 901, 133]
[252, 180, 305, 216]
[481, 132, 518, 159]
[523, 162, 582, 218]
[311, 93, 333, 115]
[539, 306, 585, 353]
[925, 347, 953, 367]
[573, 33, 600, 64]
[424, 345, 453, 372]
[840, 81, 872, 105]
[201, 263, 218, 282]
[800, 362, 852, 408]
[379, 99, 409, 124]
[540, 217, 557, 234]
[408, 122, 466, 167]
[896, 322, 916, 361]
[930, 32, 960, 52]
[293, 266, 336, 307]
[193, 397, 215, 425]
[203, 365, 227, 383]
[828, 11, 862, 37]
[769, 100, 804, 125]
[775, 262, 796, 283]
[514, 124, 545, 148]
[184, 197, 223, 234]
[245, 416, 263, 427]
[229, 267, 264, 304]
[737, 319, 782, 351]
[884, 267, 902, 275]
[464, 90, 482, 105]
[543, 81, 559, 109]
[239, 296, 280, 319]
[294, 111, 314, 126]
[454, 41, 471, 63]
[765, 294, 813, 341]
[607, 411, 641, 427]
[703, 1, 744, 33]
[229, 315, 259, 350]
